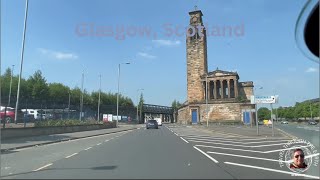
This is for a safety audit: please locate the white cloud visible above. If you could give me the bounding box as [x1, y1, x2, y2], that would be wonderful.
[137, 52, 156, 59]
[306, 67, 318, 73]
[37, 48, 78, 60]
[152, 40, 181, 47]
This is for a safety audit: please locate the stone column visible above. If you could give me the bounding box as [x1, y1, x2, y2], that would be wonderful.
[234, 79, 238, 98]
[228, 79, 231, 98]
[207, 81, 211, 100]
[220, 80, 224, 99]
[214, 80, 217, 99]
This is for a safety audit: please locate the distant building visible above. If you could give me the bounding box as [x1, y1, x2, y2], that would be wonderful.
[177, 9, 255, 125]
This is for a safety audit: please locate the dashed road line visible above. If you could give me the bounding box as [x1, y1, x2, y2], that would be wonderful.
[105, 140, 109, 142]
[33, 163, 53, 171]
[224, 162, 320, 179]
[97, 143, 102, 146]
[193, 146, 219, 163]
[65, 153, 78, 159]
[180, 137, 189, 143]
[84, 147, 92, 151]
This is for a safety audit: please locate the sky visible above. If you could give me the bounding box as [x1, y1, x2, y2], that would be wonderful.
[1, 0, 319, 108]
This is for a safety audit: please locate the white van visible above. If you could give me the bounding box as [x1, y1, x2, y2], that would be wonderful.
[21, 109, 46, 120]
[154, 118, 162, 126]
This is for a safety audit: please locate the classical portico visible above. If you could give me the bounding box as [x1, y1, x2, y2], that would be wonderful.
[201, 70, 239, 100]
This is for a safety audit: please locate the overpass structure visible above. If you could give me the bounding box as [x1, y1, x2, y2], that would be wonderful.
[140, 104, 174, 124]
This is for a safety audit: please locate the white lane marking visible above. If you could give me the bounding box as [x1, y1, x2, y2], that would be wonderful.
[184, 135, 290, 141]
[224, 162, 320, 179]
[65, 153, 78, 158]
[33, 163, 53, 171]
[180, 137, 189, 143]
[195, 145, 263, 153]
[186, 137, 291, 145]
[207, 151, 286, 162]
[84, 147, 92, 151]
[264, 145, 311, 153]
[105, 140, 109, 142]
[193, 146, 218, 163]
[97, 143, 102, 146]
[174, 133, 178, 136]
[188, 140, 286, 148]
[196, 144, 312, 154]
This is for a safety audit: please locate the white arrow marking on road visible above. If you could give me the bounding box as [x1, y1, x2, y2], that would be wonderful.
[193, 146, 218, 163]
[224, 162, 320, 179]
[33, 163, 53, 171]
[65, 153, 78, 158]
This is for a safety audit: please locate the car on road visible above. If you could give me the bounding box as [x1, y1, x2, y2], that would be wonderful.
[308, 120, 318, 125]
[281, 121, 289, 124]
[146, 120, 158, 129]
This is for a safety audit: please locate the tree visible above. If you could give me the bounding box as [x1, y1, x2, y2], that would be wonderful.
[48, 83, 70, 105]
[27, 70, 49, 103]
[258, 107, 270, 121]
[171, 99, 182, 111]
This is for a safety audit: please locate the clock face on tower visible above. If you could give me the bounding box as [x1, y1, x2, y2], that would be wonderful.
[192, 17, 198, 23]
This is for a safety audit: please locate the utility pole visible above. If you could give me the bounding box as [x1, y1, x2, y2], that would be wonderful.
[79, 71, 84, 121]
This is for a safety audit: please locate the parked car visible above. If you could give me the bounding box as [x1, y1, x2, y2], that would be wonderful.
[146, 120, 158, 129]
[308, 120, 318, 125]
[0, 109, 15, 123]
[281, 121, 289, 124]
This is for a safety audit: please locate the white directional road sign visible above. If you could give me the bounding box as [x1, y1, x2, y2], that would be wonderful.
[251, 95, 278, 104]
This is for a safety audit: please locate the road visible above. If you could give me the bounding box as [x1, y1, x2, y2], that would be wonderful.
[276, 123, 319, 149]
[1, 124, 319, 179]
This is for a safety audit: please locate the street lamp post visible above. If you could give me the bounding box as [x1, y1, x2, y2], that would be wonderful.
[14, 0, 29, 124]
[97, 74, 101, 121]
[136, 89, 144, 123]
[116, 62, 130, 127]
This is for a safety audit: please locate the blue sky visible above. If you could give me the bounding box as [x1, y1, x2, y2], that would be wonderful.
[2, 0, 319, 107]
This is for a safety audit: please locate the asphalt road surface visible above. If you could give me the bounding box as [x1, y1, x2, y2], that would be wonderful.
[1, 124, 319, 179]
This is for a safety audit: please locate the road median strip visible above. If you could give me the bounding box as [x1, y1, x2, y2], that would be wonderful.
[1, 127, 138, 152]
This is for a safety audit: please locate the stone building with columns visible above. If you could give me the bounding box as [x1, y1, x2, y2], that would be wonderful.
[177, 9, 255, 124]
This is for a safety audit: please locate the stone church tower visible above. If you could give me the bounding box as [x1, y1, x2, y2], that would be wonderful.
[187, 10, 208, 103]
[178, 9, 255, 125]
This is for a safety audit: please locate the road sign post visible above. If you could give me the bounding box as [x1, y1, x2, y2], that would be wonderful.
[251, 95, 278, 137]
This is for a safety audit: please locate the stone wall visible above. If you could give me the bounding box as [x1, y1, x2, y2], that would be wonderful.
[239, 81, 254, 100]
[177, 102, 256, 124]
[177, 106, 190, 124]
